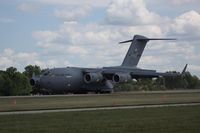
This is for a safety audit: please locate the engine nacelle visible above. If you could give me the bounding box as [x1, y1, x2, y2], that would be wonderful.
[30, 76, 40, 87]
[112, 73, 132, 83]
[84, 73, 103, 83]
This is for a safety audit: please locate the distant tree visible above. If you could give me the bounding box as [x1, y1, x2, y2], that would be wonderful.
[0, 67, 32, 96]
[114, 71, 200, 92]
[184, 72, 199, 89]
[6, 67, 17, 78]
[24, 65, 42, 78]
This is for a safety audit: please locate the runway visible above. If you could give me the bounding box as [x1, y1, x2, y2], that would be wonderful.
[1, 89, 200, 99]
[0, 102, 200, 115]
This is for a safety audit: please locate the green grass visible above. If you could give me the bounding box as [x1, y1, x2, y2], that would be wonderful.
[0, 105, 200, 133]
[1, 92, 200, 112]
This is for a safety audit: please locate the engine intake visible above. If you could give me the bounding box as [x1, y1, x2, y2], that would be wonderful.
[30, 79, 36, 86]
[84, 73, 103, 83]
[113, 73, 132, 83]
[29, 77, 40, 87]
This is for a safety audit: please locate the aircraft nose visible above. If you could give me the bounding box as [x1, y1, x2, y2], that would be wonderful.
[30, 76, 40, 87]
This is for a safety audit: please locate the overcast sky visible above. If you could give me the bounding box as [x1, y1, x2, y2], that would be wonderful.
[0, 0, 200, 77]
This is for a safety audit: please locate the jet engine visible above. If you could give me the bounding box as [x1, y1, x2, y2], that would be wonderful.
[112, 73, 132, 83]
[84, 73, 103, 83]
[30, 76, 40, 87]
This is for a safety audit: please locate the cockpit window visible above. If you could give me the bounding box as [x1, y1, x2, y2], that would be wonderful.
[43, 71, 50, 76]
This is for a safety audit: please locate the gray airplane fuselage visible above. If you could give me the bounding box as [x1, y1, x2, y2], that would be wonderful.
[30, 35, 186, 94]
[38, 67, 84, 93]
[31, 66, 134, 93]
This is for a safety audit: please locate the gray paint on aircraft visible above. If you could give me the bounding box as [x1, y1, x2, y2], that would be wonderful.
[30, 35, 186, 94]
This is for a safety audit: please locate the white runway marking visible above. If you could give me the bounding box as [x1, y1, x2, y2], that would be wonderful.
[0, 103, 200, 115]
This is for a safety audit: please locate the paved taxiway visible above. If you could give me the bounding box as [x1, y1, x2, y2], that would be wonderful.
[0, 102, 200, 115]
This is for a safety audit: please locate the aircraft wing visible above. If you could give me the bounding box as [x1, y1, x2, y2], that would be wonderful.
[82, 68, 102, 73]
[82, 64, 187, 83]
[102, 68, 181, 79]
[130, 71, 181, 78]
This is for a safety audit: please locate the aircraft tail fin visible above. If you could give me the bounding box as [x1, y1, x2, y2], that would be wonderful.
[120, 35, 176, 67]
[181, 64, 188, 74]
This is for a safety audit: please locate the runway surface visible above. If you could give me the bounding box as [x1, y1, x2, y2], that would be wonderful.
[0, 102, 200, 115]
[1, 89, 200, 99]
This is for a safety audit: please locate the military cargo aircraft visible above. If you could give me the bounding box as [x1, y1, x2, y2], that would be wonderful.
[30, 35, 187, 94]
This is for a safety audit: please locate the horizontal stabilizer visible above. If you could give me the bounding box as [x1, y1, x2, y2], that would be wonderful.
[138, 38, 176, 41]
[119, 38, 176, 44]
[119, 39, 133, 44]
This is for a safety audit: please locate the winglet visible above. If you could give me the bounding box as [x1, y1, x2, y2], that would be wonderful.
[181, 64, 188, 74]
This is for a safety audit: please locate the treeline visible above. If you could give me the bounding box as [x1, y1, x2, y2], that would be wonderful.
[0, 65, 42, 96]
[115, 72, 200, 92]
[0, 65, 200, 96]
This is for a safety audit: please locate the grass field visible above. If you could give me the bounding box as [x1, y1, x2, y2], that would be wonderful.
[1, 91, 200, 112]
[0, 105, 200, 133]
